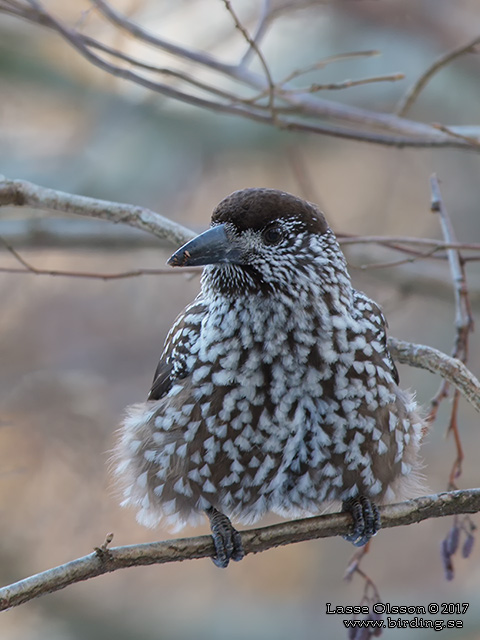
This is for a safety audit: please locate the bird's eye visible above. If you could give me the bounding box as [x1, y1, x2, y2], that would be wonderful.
[262, 226, 283, 245]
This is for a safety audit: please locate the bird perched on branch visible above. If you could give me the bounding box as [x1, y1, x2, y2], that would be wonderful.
[114, 188, 425, 567]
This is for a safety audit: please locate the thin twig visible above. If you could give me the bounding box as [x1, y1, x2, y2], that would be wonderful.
[85, 38, 248, 104]
[0, 176, 195, 246]
[1, 2, 476, 148]
[0, 231, 200, 280]
[396, 34, 480, 116]
[429, 175, 474, 490]
[222, 0, 276, 119]
[3, 176, 480, 266]
[344, 544, 370, 582]
[91, 0, 243, 80]
[26, 0, 274, 124]
[431, 123, 480, 148]
[1, 489, 480, 611]
[352, 246, 440, 270]
[283, 72, 405, 94]
[338, 235, 480, 251]
[239, 0, 272, 68]
[0, 266, 200, 280]
[279, 50, 381, 85]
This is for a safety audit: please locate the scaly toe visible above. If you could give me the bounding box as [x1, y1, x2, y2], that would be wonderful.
[342, 496, 381, 547]
[206, 507, 244, 568]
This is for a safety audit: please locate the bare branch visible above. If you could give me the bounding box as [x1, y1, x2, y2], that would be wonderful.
[0, 175, 195, 246]
[1, 488, 480, 611]
[3, 175, 480, 272]
[0, 2, 477, 148]
[338, 235, 480, 252]
[396, 34, 480, 116]
[0, 265, 199, 280]
[0, 231, 199, 279]
[25, 0, 275, 124]
[222, 0, 276, 117]
[350, 246, 440, 271]
[279, 50, 381, 85]
[387, 338, 480, 415]
[239, 0, 272, 68]
[428, 175, 474, 488]
[283, 72, 405, 95]
[91, 0, 244, 80]
[430, 175, 474, 364]
[431, 123, 480, 149]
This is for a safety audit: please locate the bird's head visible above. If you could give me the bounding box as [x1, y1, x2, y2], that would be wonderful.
[168, 188, 351, 298]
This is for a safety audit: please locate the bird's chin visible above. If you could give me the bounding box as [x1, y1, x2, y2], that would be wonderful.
[202, 262, 270, 295]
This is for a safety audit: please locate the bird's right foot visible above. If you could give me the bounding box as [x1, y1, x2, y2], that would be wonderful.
[342, 495, 381, 547]
[205, 507, 244, 568]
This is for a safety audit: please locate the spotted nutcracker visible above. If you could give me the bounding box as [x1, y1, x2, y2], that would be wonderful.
[114, 188, 425, 567]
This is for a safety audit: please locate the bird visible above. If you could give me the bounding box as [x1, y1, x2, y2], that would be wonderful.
[114, 188, 426, 567]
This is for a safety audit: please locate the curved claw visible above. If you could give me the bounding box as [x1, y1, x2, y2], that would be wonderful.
[342, 496, 381, 547]
[206, 507, 245, 568]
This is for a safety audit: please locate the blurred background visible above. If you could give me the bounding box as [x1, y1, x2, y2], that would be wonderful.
[1, 1, 480, 638]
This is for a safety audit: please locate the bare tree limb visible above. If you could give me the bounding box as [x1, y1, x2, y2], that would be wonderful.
[387, 338, 480, 414]
[428, 175, 474, 489]
[4, 176, 480, 255]
[0, 175, 195, 246]
[1, 1, 479, 148]
[1, 488, 480, 612]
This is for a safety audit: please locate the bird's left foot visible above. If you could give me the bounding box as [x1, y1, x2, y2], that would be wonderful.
[342, 496, 381, 547]
[205, 507, 245, 568]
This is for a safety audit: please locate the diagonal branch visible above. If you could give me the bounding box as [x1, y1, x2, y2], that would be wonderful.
[387, 338, 480, 414]
[396, 34, 480, 116]
[1, 488, 480, 612]
[1, 1, 477, 148]
[239, 0, 272, 68]
[222, 0, 276, 117]
[0, 175, 195, 246]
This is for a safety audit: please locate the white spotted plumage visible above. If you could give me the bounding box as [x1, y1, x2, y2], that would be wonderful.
[114, 188, 426, 532]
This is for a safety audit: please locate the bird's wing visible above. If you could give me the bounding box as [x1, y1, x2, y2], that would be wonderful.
[148, 297, 207, 401]
[376, 306, 400, 385]
[352, 291, 400, 385]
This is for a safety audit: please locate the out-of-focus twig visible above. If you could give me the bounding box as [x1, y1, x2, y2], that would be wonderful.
[279, 50, 381, 85]
[429, 175, 474, 489]
[239, 0, 272, 68]
[431, 123, 480, 149]
[222, 0, 276, 118]
[396, 34, 480, 116]
[0, 1, 478, 148]
[283, 72, 405, 94]
[0, 232, 199, 280]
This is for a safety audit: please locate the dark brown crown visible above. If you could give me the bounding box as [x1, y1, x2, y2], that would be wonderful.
[211, 188, 329, 235]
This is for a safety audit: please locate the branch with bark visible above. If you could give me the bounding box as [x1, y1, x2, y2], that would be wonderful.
[1, 488, 480, 612]
[1, 173, 480, 608]
[0, 177, 479, 611]
[1, 0, 479, 148]
[2, 175, 480, 259]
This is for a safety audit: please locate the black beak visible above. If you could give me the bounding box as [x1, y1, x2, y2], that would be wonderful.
[167, 224, 242, 267]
